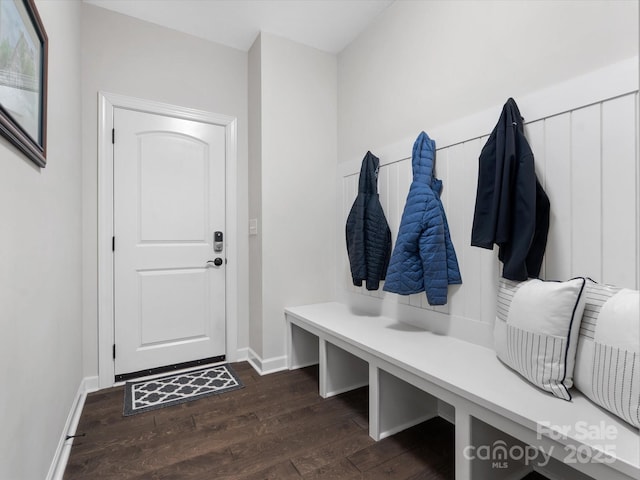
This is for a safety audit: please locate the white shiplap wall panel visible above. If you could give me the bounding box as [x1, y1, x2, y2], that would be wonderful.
[601, 94, 638, 288]
[445, 143, 467, 318]
[479, 231, 499, 324]
[339, 68, 638, 347]
[375, 165, 390, 299]
[524, 121, 547, 280]
[571, 104, 602, 283]
[381, 162, 400, 302]
[525, 121, 546, 190]
[387, 162, 401, 245]
[460, 138, 483, 320]
[543, 113, 573, 281]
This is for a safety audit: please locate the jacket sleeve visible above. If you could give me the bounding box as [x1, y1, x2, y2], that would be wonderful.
[364, 195, 392, 290]
[418, 198, 449, 305]
[345, 194, 366, 286]
[500, 149, 537, 281]
[525, 179, 550, 278]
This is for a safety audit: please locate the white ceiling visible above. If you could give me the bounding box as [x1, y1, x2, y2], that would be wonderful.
[83, 0, 394, 54]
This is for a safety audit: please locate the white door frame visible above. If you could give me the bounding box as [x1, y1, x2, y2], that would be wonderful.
[97, 91, 239, 388]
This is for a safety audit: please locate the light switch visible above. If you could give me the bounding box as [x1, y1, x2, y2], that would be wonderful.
[249, 218, 258, 236]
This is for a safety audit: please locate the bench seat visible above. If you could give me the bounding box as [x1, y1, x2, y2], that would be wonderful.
[285, 302, 640, 480]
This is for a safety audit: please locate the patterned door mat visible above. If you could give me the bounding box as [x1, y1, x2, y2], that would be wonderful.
[123, 364, 243, 416]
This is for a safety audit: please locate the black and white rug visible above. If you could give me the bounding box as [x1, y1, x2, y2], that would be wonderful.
[123, 364, 243, 416]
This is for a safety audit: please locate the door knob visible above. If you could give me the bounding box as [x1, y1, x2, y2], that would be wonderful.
[207, 258, 224, 267]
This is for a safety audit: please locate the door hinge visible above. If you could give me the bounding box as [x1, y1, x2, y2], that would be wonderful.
[112, 128, 115, 144]
[112, 344, 116, 359]
[112, 236, 115, 252]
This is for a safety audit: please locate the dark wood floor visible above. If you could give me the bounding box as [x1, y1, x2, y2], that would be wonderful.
[64, 362, 548, 479]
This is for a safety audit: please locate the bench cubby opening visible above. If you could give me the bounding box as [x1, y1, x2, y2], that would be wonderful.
[320, 339, 368, 398]
[372, 367, 438, 440]
[286, 322, 319, 369]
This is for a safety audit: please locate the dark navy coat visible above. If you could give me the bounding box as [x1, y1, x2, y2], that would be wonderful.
[346, 151, 392, 290]
[471, 98, 550, 280]
[383, 132, 462, 305]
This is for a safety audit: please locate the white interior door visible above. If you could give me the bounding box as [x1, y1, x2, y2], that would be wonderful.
[113, 107, 226, 378]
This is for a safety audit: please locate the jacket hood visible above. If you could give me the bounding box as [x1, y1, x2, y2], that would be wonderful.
[412, 131, 435, 183]
[358, 151, 380, 194]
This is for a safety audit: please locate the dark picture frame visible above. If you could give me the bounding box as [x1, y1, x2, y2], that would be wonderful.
[0, 0, 47, 167]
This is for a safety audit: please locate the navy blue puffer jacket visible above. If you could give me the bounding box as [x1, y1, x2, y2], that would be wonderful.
[346, 151, 392, 290]
[383, 132, 462, 305]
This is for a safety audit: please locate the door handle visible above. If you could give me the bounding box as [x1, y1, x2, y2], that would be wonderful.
[206, 258, 224, 267]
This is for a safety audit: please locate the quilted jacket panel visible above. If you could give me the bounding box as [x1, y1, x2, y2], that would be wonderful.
[346, 151, 392, 290]
[383, 132, 462, 305]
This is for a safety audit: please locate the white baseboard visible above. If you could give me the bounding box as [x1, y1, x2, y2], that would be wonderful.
[83, 376, 100, 393]
[46, 376, 98, 480]
[247, 348, 288, 376]
[234, 347, 249, 362]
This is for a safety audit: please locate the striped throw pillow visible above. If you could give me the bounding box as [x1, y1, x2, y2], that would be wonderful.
[494, 277, 587, 400]
[573, 281, 639, 428]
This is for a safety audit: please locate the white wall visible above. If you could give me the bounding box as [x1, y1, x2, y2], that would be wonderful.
[336, 1, 639, 347]
[80, 4, 249, 376]
[0, 2, 83, 479]
[249, 33, 337, 371]
[338, 0, 639, 163]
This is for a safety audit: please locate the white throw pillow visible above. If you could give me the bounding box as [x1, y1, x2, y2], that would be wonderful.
[573, 281, 640, 428]
[494, 277, 587, 400]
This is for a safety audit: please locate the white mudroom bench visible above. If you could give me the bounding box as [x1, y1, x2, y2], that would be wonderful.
[284, 302, 639, 480]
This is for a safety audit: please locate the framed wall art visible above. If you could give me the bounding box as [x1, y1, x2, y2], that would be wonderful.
[0, 0, 47, 167]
